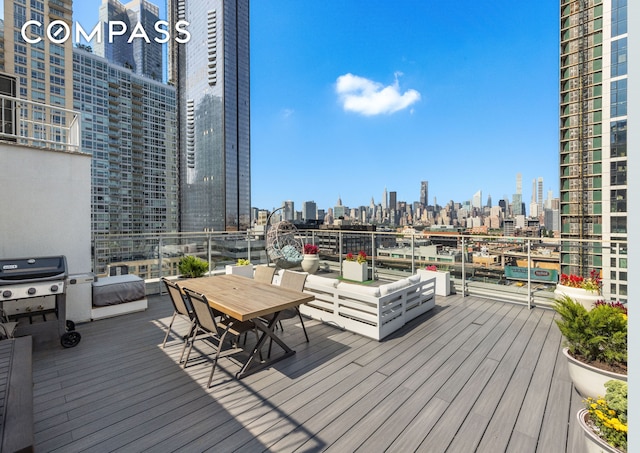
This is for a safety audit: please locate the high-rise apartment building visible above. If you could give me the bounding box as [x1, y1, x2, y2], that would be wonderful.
[2, 0, 74, 121]
[169, 0, 251, 232]
[559, 0, 628, 301]
[73, 48, 178, 240]
[95, 0, 163, 81]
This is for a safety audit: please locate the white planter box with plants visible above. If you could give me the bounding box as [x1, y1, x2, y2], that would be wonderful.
[225, 259, 254, 278]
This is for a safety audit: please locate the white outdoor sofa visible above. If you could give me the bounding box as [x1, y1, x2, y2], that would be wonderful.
[299, 273, 436, 341]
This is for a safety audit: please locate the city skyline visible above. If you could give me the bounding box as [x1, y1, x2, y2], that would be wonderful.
[72, 0, 560, 212]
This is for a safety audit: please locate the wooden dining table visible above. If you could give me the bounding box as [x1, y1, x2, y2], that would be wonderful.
[177, 274, 314, 379]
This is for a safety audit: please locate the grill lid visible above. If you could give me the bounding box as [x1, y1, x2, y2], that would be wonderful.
[0, 256, 68, 285]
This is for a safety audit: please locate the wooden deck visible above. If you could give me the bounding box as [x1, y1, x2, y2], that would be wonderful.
[31, 293, 585, 452]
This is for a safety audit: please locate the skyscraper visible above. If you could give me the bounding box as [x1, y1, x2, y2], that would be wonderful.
[420, 181, 428, 206]
[169, 0, 250, 232]
[559, 0, 628, 301]
[95, 0, 163, 81]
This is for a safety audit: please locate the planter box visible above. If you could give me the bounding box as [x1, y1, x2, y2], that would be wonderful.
[342, 261, 368, 282]
[225, 265, 254, 279]
[554, 284, 601, 310]
[577, 409, 624, 453]
[417, 269, 451, 296]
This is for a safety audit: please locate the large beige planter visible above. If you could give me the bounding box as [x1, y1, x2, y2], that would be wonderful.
[564, 348, 626, 398]
[554, 284, 601, 310]
[577, 409, 624, 453]
[300, 254, 320, 274]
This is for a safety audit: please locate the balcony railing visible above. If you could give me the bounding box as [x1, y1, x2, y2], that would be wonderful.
[92, 229, 627, 309]
[0, 93, 80, 153]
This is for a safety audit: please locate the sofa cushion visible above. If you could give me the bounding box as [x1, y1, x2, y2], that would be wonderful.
[306, 274, 339, 288]
[338, 282, 380, 297]
[379, 278, 412, 296]
[408, 274, 420, 284]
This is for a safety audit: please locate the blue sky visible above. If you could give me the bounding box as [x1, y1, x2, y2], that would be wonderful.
[73, 0, 560, 213]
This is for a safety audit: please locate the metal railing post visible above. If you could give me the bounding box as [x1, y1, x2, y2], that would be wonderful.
[339, 232, 343, 277]
[461, 237, 466, 297]
[371, 232, 376, 280]
[411, 233, 416, 274]
[527, 239, 532, 309]
[207, 234, 212, 275]
[157, 236, 163, 294]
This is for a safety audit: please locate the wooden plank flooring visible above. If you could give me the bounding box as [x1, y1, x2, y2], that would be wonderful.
[31, 293, 582, 452]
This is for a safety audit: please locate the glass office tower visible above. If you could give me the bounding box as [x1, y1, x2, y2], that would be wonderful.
[169, 0, 251, 232]
[559, 0, 628, 302]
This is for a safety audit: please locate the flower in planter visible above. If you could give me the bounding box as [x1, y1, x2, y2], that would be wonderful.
[303, 244, 319, 255]
[583, 380, 627, 452]
[425, 265, 437, 271]
[345, 251, 367, 264]
[554, 295, 627, 373]
[559, 269, 602, 293]
[236, 259, 251, 266]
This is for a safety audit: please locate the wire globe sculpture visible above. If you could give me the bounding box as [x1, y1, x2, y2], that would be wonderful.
[266, 221, 304, 269]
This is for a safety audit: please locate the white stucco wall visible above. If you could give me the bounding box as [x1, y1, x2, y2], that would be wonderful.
[0, 142, 92, 274]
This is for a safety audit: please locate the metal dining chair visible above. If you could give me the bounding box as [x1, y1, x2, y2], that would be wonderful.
[182, 288, 259, 388]
[161, 277, 199, 366]
[264, 270, 309, 357]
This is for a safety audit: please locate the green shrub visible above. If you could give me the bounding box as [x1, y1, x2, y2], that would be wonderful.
[554, 295, 627, 368]
[178, 255, 209, 278]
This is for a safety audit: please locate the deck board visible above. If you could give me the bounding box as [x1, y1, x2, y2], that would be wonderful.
[29, 292, 582, 452]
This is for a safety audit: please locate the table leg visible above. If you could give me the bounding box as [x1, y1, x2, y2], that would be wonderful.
[235, 310, 295, 379]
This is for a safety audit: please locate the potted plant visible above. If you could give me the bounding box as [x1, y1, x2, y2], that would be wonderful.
[554, 269, 602, 310]
[225, 258, 254, 278]
[300, 244, 320, 274]
[342, 251, 368, 282]
[554, 296, 627, 397]
[417, 264, 451, 296]
[178, 255, 209, 278]
[577, 379, 627, 452]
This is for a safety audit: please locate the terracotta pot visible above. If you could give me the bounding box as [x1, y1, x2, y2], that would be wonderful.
[554, 284, 601, 310]
[563, 348, 626, 398]
[577, 409, 625, 453]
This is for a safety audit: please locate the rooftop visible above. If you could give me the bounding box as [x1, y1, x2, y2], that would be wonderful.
[32, 292, 584, 452]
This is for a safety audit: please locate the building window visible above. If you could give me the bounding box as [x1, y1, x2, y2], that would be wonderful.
[610, 79, 627, 117]
[611, 189, 626, 213]
[611, 0, 627, 37]
[611, 217, 626, 234]
[610, 120, 627, 157]
[611, 38, 627, 77]
[610, 161, 627, 185]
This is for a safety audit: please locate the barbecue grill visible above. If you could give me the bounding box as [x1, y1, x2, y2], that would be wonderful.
[0, 255, 81, 347]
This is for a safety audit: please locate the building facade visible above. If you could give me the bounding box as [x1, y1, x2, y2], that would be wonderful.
[95, 0, 163, 81]
[169, 0, 251, 232]
[2, 0, 74, 132]
[73, 49, 178, 240]
[559, 0, 628, 301]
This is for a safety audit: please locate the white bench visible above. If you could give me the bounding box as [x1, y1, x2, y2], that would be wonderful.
[300, 274, 436, 341]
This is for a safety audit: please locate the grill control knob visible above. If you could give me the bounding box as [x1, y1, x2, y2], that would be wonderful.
[51, 285, 59, 292]
[28, 287, 37, 295]
[2, 290, 11, 299]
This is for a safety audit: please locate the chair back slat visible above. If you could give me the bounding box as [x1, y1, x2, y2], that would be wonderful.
[254, 265, 276, 284]
[279, 270, 307, 292]
[183, 288, 219, 333]
[162, 278, 192, 317]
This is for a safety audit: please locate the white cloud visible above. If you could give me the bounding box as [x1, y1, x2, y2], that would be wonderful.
[335, 72, 421, 116]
